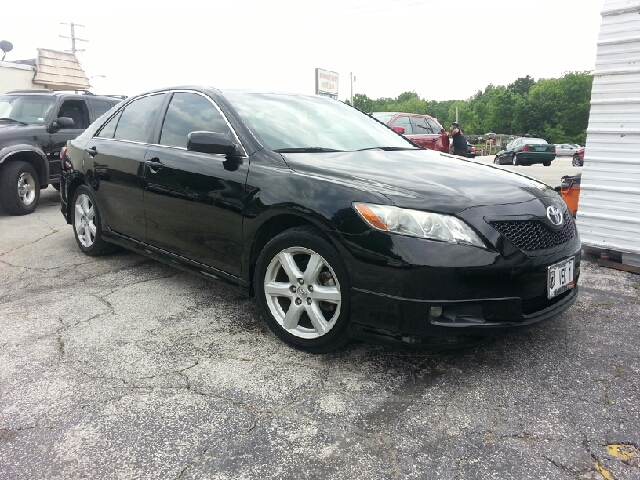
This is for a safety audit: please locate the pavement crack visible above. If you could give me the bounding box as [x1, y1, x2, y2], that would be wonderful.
[0, 228, 60, 258]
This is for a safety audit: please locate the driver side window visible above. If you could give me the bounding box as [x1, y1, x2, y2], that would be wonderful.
[159, 92, 231, 149]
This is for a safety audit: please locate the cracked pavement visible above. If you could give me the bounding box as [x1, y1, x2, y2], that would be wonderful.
[1, 187, 639, 479]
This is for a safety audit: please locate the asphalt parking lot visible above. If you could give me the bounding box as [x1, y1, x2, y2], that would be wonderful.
[1, 169, 639, 479]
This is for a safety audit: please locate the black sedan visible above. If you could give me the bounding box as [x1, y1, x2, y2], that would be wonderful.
[60, 87, 580, 352]
[494, 137, 556, 166]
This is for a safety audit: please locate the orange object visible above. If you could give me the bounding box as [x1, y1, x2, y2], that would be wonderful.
[561, 185, 580, 217]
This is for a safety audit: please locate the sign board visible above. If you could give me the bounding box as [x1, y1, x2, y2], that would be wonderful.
[315, 68, 339, 99]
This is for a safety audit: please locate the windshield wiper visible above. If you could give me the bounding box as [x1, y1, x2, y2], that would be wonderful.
[0, 117, 28, 125]
[357, 146, 418, 151]
[273, 147, 344, 153]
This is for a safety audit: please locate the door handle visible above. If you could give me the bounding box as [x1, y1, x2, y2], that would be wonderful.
[145, 158, 164, 170]
[86, 146, 98, 157]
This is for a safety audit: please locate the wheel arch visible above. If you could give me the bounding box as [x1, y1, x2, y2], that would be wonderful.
[247, 212, 338, 296]
[0, 146, 49, 188]
[64, 174, 89, 224]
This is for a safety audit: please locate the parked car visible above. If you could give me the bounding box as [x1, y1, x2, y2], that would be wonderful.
[61, 87, 580, 352]
[493, 137, 556, 166]
[466, 141, 476, 158]
[573, 146, 585, 166]
[0, 89, 123, 215]
[370, 112, 449, 152]
[554, 144, 578, 156]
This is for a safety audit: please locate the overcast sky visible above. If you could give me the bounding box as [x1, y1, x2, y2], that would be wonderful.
[1, 0, 604, 101]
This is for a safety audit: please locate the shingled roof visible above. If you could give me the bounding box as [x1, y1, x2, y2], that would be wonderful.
[32, 48, 90, 90]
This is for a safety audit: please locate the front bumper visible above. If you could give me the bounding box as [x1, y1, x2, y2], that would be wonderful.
[348, 282, 578, 348]
[339, 199, 581, 348]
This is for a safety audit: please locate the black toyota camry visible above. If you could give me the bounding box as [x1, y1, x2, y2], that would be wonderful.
[60, 87, 580, 352]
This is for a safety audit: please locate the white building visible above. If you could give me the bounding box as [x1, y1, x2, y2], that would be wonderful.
[576, 0, 640, 267]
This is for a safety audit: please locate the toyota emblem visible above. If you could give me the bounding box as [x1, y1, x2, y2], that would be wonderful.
[547, 205, 563, 226]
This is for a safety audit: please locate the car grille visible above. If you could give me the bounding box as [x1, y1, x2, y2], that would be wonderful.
[489, 214, 576, 251]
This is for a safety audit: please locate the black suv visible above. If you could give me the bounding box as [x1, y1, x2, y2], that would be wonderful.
[0, 90, 123, 215]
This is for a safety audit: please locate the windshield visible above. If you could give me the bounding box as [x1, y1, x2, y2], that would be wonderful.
[0, 95, 55, 124]
[222, 92, 416, 152]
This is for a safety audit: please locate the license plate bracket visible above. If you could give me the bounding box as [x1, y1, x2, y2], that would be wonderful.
[547, 257, 575, 299]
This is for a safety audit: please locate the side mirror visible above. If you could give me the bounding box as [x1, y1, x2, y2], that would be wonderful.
[392, 126, 405, 134]
[56, 117, 75, 129]
[187, 131, 237, 155]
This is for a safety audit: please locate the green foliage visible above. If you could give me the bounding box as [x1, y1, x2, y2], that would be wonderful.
[352, 72, 594, 143]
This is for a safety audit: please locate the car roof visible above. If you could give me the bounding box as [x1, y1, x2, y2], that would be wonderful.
[370, 111, 437, 120]
[4, 89, 125, 101]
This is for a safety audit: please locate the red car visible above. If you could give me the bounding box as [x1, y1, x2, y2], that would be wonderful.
[371, 112, 449, 153]
[572, 147, 585, 166]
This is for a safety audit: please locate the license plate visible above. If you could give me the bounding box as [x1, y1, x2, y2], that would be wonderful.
[547, 257, 575, 299]
[535, 146, 547, 151]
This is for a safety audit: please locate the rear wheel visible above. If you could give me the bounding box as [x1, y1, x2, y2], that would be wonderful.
[512, 154, 519, 166]
[72, 185, 116, 256]
[254, 226, 350, 353]
[543, 161, 551, 166]
[0, 161, 40, 215]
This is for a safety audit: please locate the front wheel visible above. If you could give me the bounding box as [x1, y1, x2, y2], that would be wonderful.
[72, 185, 116, 256]
[0, 161, 40, 215]
[572, 155, 582, 167]
[543, 161, 551, 166]
[512, 154, 519, 166]
[254, 226, 351, 353]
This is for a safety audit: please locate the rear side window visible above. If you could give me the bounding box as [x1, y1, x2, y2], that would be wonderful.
[159, 92, 230, 148]
[89, 99, 114, 119]
[113, 94, 166, 143]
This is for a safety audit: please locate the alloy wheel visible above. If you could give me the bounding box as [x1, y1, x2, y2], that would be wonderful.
[263, 247, 342, 339]
[17, 172, 36, 206]
[74, 193, 97, 248]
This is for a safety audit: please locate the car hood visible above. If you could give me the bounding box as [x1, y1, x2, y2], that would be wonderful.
[0, 123, 39, 141]
[281, 149, 556, 214]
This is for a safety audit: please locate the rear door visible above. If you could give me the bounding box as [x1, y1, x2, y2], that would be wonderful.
[143, 91, 248, 277]
[84, 92, 167, 240]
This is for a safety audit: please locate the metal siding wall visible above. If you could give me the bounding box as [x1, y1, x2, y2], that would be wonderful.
[576, 0, 640, 255]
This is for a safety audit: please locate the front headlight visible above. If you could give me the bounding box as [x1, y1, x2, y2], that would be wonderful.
[353, 202, 485, 248]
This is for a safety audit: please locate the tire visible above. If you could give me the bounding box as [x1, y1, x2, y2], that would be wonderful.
[0, 161, 40, 215]
[572, 155, 581, 167]
[71, 185, 116, 256]
[493, 156, 500, 164]
[254, 226, 351, 353]
[52, 183, 61, 191]
[512, 154, 519, 166]
[543, 161, 551, 166]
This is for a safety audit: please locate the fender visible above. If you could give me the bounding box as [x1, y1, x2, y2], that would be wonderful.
[0, 144, 49, 187]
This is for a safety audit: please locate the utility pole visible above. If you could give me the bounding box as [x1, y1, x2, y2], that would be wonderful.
[350, 72, 355, 104]
[60, 22, 88, 54]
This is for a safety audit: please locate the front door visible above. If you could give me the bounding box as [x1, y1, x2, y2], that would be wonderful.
[47, 99, 91, 182]
[143, 91, 247, 277]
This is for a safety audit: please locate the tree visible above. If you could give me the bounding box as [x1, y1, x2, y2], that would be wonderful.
[508, 76, 536, 96]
